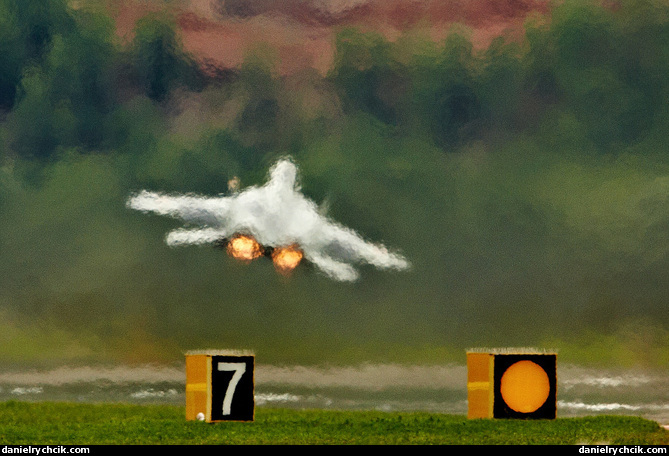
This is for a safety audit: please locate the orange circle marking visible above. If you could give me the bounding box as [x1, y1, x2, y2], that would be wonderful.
[500, 360, 550, 413]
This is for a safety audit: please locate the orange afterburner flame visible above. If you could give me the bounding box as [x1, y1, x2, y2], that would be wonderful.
[272, 245, 303, 275]
[225, 234, 304, 276]
[226, 234, 263, 262]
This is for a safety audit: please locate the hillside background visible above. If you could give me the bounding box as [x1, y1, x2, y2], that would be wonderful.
[1, 0, 668, 368]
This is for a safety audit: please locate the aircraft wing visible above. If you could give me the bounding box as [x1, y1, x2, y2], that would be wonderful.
[165, 227, 232, 247]
[311, 220, 410, 271]
[127, 190, 230, 227]
[304, 251, 360, 282]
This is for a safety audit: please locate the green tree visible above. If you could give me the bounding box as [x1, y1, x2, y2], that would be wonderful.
[522, 0, 669, 150]
[0, 0, 74, 110]
[6, 7, 119, 158]
[409, 31, 482, 149]
[330, 28, 406, 126]
[129, 13, 203, 102]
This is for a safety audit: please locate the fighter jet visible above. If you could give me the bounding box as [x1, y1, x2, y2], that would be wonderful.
[126, 158, 410, 281]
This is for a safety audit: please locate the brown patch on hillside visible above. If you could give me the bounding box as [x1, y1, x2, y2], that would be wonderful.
[105, 0, 551, 75]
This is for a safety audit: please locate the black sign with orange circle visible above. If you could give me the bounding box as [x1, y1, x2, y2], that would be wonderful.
[493, 354, 557, 419]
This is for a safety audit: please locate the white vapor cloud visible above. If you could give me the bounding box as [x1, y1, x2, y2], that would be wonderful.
[127, 157, 410, 281]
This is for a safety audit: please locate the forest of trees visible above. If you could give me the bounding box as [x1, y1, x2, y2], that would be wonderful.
[2, 1, 669, 162]
[1, 0, 668, 366]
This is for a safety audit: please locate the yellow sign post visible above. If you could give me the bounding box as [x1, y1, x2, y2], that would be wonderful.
[467, 348, 557, 419]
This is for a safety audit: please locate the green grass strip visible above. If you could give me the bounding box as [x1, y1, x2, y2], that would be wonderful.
[0, 402, 667, 445]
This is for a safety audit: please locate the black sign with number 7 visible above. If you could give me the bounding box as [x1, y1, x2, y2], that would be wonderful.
[210, 355, 255, 422]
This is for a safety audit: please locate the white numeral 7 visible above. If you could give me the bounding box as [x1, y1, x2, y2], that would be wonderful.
[217, 362, 247, 415]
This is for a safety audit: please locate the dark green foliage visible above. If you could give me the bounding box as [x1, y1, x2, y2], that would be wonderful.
[6, 11, 119, 157]
[328, 0, 669, 152]
[415, 32, 483, 147]
[129, 13, 204, 102]
[1, 2, 209, 159]
[543, 0, 669, 148]
[330, 28, 405, 125]
[235, 51, 282, 150]
[0, 0, 75, 110]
